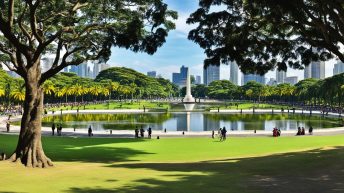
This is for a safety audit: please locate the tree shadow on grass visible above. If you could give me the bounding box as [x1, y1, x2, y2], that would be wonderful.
[0, 135, 153, 163]
[67, 147, 344, 193]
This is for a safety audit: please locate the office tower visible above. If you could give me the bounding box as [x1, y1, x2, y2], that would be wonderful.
[69, 63, 87, 77]
[276, 70, 286, 84]
[93, 61, 101, 78]
[195, 75, 202, 84]
[333, 61, 344, 75]
[172, 65, 188, 87]
[304, 48, 326, 79]
[284, 76, 298, 85]
[311, 61, 325, 79]
[230, 61, 239, 85]
[147, 71, 157, 78]
[267, 78, 277, 86]
[78, 63, 87, 77]
[203, 65, 220, 86]
[304, 65, 311, 79]
[242, 73, 265, 85]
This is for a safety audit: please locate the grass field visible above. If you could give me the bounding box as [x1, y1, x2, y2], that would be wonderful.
[47, 101, 169, 111]
[211, 103, 294, 110]
[0, 134, 343, 193]
[47, 101, 293, 112]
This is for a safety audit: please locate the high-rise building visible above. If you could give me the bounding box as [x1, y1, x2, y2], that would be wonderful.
[276, 70, 286, 84]
[304, 65, 312, 79]
[195, 75, 202, 84]
[230, 62, 239, 85]
[304, 48, 326, 79]
[78, 63, 87, 77]
[284, 76, 298, 85]
[203, 65, 220, 86]
[267, 78, 277, 86]
[242, 73, 265, 85]
[333, 61, 344, 75]
[69, 63, 88, 77]
[147, 71, 157, 78]
[93, 61, 101, 78]
[172, 66, 188, 87]
[311, 61, 325, 79]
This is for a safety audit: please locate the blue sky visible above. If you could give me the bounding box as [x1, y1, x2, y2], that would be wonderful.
[108, 0, 336, 83]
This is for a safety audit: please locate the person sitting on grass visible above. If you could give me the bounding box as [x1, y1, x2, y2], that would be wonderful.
[301, 127, 305, 135]
[273, 128, 277, 137]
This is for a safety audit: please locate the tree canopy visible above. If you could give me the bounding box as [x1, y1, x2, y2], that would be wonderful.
[187, 0, 343, 74]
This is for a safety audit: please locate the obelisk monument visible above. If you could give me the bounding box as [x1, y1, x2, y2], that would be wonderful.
[183, 69, 195, 103]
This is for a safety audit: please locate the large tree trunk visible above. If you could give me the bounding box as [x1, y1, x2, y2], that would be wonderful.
[9, 68, 53, 168]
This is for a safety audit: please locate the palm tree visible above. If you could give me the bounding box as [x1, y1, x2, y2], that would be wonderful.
[0, 87, 5, 97]
[56, 85, 73, 103]
[42, 80, 56, 103]
[89, 84, 102, 101]
[107, 81, 120, 101]
[10, 85, 25, 103]
[70, 84, 86, 102]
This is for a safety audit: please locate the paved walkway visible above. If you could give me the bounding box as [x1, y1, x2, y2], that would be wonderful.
[1, 109, 343, 138]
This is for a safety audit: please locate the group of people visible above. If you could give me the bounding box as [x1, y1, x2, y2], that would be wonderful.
[272, 128, 281, 137]
[134, 126, 152, 139]
[51, 123, 63, 136]
[212, 127, 227, 141]
[296, 126, 313, 135]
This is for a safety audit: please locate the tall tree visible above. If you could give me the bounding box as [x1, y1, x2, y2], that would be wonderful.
[187, 0, 342, 74]
[0, 0, 176, 167]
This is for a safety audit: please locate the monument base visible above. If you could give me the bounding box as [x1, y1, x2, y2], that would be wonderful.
[183, 95, 195, 103]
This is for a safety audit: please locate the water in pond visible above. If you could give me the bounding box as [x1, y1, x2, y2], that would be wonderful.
[39, 112, 343, 131]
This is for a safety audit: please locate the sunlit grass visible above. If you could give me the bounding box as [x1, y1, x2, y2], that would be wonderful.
[0, 135, 343, 193]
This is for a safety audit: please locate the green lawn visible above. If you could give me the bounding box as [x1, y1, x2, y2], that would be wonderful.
[47, 101, 169, 111]
[47, 101, 293, 112]
[212, 103, 294, 110]
[0, 134, 343, 193]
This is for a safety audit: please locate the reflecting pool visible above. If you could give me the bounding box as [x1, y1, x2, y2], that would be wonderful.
[39, 112, 343, 131]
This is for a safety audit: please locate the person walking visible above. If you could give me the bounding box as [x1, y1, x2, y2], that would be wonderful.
[135, 128, 139, 138]
[222, 127, 227, 141]
[59, 125, 63, 136]
[148, 127, 152, 139]
[88, 126, 93, 137]
[212, 130, 215, 139]
[309, 126, 313, 135]
[52, 123, 56, 136]
[140, 127, 145, 138]
[6, 122, 10, 132]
